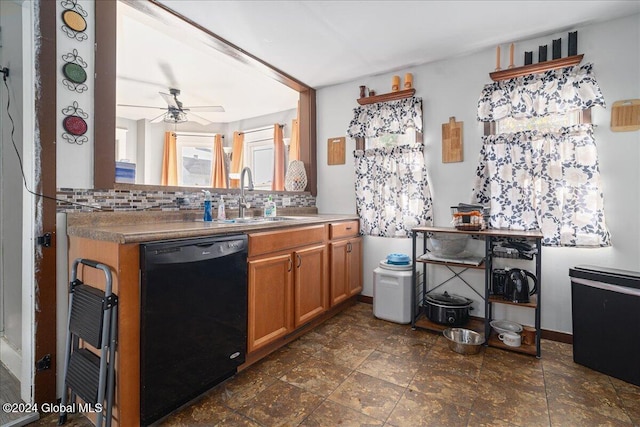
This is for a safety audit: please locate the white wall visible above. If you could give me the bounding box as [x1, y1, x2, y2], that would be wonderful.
[1, 0, 24, 367]
[316, 14, 640, 334]
[56, 0, 94, 188]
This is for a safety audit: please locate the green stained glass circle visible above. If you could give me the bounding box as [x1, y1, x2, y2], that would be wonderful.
[63, 62, 87, 84]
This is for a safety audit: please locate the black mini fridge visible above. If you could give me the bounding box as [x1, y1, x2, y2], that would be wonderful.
[569, 265, 640, 386]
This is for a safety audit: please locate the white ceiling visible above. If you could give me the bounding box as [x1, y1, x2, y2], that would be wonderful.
[118, 1, 640, 124]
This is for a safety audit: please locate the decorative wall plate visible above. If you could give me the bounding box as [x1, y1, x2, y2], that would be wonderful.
[62, 49, 88, 93]
[60, 0, 88, 41]
[62, 101, 89, 145]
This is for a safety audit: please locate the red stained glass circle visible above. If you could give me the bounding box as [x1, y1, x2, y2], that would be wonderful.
[63, 116, 87, 136]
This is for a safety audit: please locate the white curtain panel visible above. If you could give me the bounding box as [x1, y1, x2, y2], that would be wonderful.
[354, 144, 433, 237]
[471, 125, 610, 247]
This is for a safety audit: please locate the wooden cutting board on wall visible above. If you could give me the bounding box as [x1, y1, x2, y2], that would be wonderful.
[611, 99, 640, 132]
[442, 117, 463, 163]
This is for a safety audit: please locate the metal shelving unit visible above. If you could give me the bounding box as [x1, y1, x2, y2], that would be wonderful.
[411, 226, 543, 357]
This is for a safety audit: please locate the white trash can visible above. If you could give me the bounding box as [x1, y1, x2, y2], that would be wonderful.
[373, 259, 413, 324]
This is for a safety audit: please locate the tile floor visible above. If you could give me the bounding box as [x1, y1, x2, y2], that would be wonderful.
[33, 302, 640, 427]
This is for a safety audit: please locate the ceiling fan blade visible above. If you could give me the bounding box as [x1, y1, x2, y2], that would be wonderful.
[158, 61, 178, 88]
[186, 106, 225, 112]
[187, 112, 213, 125]
[150, 112, 167, 123]
[117, 104, 167, 110]
[159, 91, 179, 109]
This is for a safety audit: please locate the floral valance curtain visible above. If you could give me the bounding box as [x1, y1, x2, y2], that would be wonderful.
[477, 63, 606, 122]
[347, 97, 423, 138]
[471, 125, 610, 247]
[354, 144, 432, 237]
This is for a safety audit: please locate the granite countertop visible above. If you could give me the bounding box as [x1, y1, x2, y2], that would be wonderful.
[66, 209, 358, 244]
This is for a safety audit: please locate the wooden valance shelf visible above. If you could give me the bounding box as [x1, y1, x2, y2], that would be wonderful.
[357, 88, 415, 105]
[489, 54, 584, 82]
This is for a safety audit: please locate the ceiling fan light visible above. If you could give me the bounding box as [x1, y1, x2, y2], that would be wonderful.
[163, 110, 187, 123]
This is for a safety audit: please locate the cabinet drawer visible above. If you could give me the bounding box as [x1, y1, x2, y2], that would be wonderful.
[249, 225, 327, 257]
[329, 221, 359, 240]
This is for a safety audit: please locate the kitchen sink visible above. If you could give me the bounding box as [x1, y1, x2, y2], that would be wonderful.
[223, 216, 305, 223]
[197, 216, 313, 224]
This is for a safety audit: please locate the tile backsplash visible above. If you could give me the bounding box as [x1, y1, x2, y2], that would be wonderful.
[56, 188, 316, 213]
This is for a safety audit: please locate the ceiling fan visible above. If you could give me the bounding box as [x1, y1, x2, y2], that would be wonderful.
[117, 88, 225, 125]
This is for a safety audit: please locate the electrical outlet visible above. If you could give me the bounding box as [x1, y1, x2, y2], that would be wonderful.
[282, 197, 291, 207]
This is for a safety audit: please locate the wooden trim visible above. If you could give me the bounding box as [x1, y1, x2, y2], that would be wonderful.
[299, 89, 317, 196]
[483, 121, 495, 136]
[33, 0, 58, 405]
[95, 1, 317, 195]
[94, 0, 117, 189]
[541, 329, 573, 344]
[141, 0, 309, 92]
[361, 303, 574, 345]
[490, 54, 584, 81]
[357, 88, 416, 105]
[357, 295, 373, 304]
[355, 137, 365, 151]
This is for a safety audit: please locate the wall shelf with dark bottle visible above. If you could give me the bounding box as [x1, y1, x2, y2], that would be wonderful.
[490, 30, 582, 82]
[410, 227, 543, 357]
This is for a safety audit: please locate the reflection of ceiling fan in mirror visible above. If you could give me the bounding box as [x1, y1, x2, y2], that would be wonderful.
[117, 88, 225, 125]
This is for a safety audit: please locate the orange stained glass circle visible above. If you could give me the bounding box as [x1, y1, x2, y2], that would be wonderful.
[62, 10, 87, 33]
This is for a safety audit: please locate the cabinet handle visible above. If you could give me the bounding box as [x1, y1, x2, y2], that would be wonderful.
[347, 242, 352, 253]
[288, 257, 292, 272]
[296, 254, 302, 268]
[345, 226, 352, 230]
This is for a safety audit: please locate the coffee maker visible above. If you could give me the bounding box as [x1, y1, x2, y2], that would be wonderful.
[491, 269, 508, 296]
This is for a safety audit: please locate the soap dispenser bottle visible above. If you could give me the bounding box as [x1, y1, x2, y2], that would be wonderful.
[264, 195, 277, 217]
[203, 190, 212, 222]
[218, 195, 226, 220]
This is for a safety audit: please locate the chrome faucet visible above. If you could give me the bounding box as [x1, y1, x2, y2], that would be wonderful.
[239, 167, 254, 218]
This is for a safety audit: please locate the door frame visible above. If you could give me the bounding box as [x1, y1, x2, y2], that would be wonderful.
[31, 0, 57, 405]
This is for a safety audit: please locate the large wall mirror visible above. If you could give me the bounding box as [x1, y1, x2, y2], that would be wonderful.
[95, 0, 317, 194]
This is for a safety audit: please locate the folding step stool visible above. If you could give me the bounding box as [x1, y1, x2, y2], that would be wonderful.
[59, 259, 118, 427]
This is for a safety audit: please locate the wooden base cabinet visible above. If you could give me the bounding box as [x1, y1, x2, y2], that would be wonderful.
[247, 225, 329, 353]
[247, 253, 294, 353]
[294, 245, 329, 327]
[329, 220, 362, 306]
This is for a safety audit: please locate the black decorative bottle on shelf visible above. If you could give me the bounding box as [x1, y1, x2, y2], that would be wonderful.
[568, 31, 578, 56]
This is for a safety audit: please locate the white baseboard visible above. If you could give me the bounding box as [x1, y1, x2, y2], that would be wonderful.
[0, 336, 22, 380]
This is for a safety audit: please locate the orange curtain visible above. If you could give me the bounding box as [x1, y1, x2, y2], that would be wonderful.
[229, 131, 244, 188]
[161, 131, 178, 186]
[272, 124, 285, 191]
[211, 134, 227, 188]
[289, 118, 300, 161]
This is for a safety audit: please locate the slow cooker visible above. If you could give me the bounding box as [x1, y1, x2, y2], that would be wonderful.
[424, 291, 473, 326]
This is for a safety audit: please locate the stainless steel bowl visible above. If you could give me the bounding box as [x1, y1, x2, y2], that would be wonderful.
[443, 328, 485, 355]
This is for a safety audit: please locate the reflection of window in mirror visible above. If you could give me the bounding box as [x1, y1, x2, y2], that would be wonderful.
[176, 133, 215, 187]
[244, 128, 274, 190]
[365, 130, 416, 150]
[115, 127, 129, 161]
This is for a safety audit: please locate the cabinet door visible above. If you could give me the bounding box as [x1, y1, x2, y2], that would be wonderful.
[247, 253, 294, 353]
[294, 244, 328, 327]
[330, 240, 349, 306]
[347, 237, 363, 296]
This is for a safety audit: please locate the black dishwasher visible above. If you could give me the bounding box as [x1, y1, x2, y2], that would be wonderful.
[140, 234, 248, 426]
